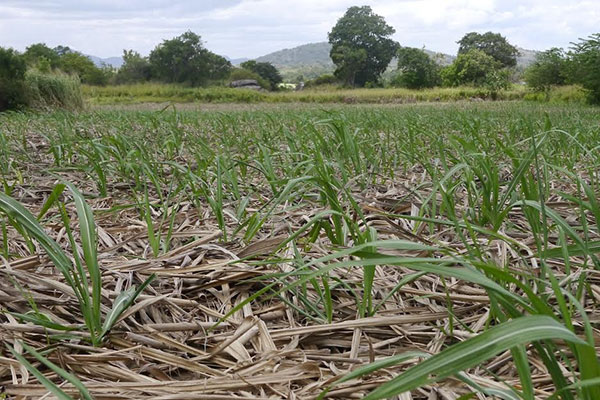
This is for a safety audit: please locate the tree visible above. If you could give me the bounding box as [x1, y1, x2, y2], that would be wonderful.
[240, 60, 282, 90]
[0, 47, 27, 110]
[328, 6, 398, 87]
[393, 47, 440, 89]
[23, 43, 61, 70]
[458, 32, 518, 68]
[441, 49, 509, 96]
[53, 45, 72, 56]
[524, 48, 567, 91]
[115, 50, 151, 84]
[567, 33, 600, 104]
[59, 52, 110, 85]
[148, 31, 231, 86]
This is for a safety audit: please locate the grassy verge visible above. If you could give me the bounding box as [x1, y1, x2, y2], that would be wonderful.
[25, 70, 84, 110]
[82, 83, 589, 105]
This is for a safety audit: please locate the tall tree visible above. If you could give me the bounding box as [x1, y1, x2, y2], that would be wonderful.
[149, 31, 231, 86]
[524, 48, 567, 91]
[328, 6, 398, 87]
[23, 43, 61, 70]
[394, 47, 441, 89]
[458, 32, 518, 68]
[59, 51, 110, 85]
[441, 49, 509, 91]
[0, 47, 27, 110]
[115, 50, 151, 84]
[567, 33, 600, 103]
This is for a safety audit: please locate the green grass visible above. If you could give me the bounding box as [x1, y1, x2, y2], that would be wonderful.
[82, 82, 588, 106]
[0, 101, 599, 398]
[25, 70, 84, 110]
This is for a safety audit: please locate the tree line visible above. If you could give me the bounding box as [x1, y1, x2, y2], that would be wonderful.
[2, 5, 600, 109]
[0, 31, 284, 110]
[329, 6, 600, 103]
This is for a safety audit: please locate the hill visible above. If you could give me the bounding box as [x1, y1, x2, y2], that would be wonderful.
[255, 42, 458, 81]
[255, 42, 540, 82]
[83, 42, 538, 80]
[86, 54, 124, 68]
[516, 47, 538, 69]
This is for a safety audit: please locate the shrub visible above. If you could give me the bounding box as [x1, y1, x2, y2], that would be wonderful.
[59, 52, 112, 86]
[25, 70, 84, 110]
[392, 47, 441, 89]
[524, 48, 567, 92]
[568, 33, 600, 104]
[305, 74, 339, 87]
[0, 47, 27, 111]
[114, 50, 151, 84]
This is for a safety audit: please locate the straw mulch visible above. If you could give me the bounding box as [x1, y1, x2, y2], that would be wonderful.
[0, 171, 593, 399]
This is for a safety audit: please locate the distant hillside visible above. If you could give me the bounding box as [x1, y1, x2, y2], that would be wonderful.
[226, 56, 250, 66]
[257, 42, 334, 68]
[516, 47, 539, 69]
[83, 42, 538, 79]
[255, 42, 458, 81]
[86, 54, 124, 68]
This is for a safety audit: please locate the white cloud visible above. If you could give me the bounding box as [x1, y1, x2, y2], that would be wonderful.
[0, 0, 598, 58]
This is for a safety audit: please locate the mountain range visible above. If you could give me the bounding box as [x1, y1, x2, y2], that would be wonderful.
[87, 42, 539, 80]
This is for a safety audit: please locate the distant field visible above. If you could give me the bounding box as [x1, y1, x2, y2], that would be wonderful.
[82, 82, 587, 105]
[1, 102, 599, 399]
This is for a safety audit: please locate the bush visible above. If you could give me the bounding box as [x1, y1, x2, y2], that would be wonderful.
[0, 47, 27, 111]
[59, 52, 112, 86]
[568, 33, 600, 104]
[392, 47, 441, 89]
[524, 48, 567, 92]
[25, 70, 84, 110]
[115, 50, 151, 84]
[305, 74, 338, 87]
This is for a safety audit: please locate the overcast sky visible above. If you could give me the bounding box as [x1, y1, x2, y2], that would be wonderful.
[1, 1, 598, 59]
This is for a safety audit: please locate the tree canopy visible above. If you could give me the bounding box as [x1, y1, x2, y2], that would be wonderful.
[524, 48, 567, 91]
[568, 33, 600, 103]
[148, 31, 231, 86]
[441, 49, 509, 94]
[328, 6, 398, 87]
[60, 51, 111, 85]
[458, 32, 519, 68]
[0, 47, 27, 110]
[393, 47, 440, 89]
[23, 43, 61, 71]
[115, 50, 151, 84]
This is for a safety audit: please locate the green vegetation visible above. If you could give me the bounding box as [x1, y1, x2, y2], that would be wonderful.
[148, 31, 231, 86]
[441, 49, 511, 98]
[524, 34, 600, 103]
[114, 50, 151, 84]
[329, 6, 398, 86]
[24, 43, 112, 85]
[25, 70, 84, 110]
[0, 47, 27, 111]
[1, 47, 83, 111]
[1, 102, 599, 398]
[524, 48, 568, 92]
[82, 82, 542, 104]
[393, 47, 441, 89]
[240, 60, 283, 90]
[457, 31, 519, 68]
[568, 34, 600, 104]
